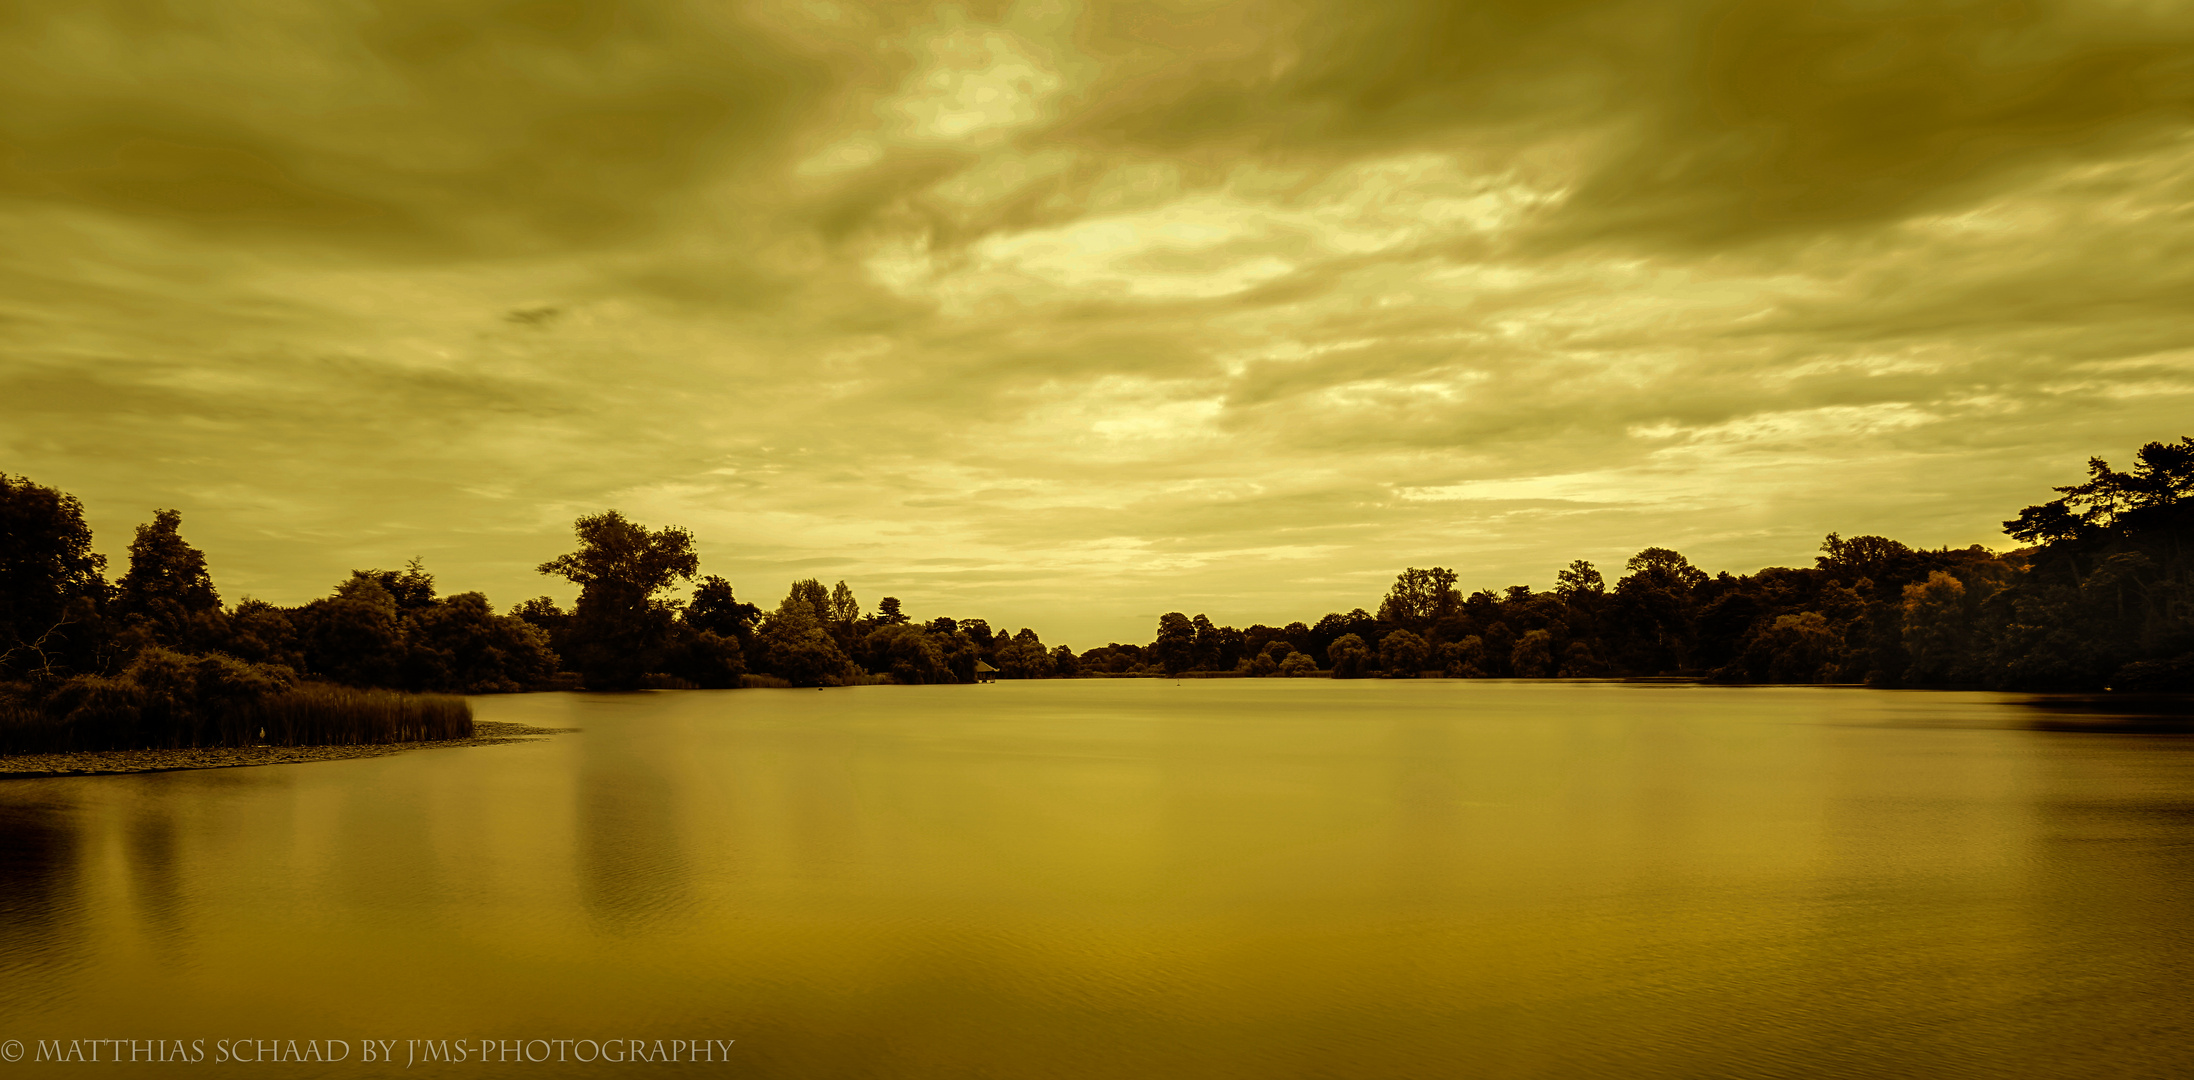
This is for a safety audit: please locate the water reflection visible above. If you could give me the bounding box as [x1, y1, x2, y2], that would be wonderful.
[0, 682, 2190, 1079]
[127, 802, 187, 934]
[0, 790, 84, 1010]
[575, 755, 689, 931]
[2017, 694, 2194, 733]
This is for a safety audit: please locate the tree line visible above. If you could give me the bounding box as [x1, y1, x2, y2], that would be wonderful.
[1096, 436, 2193, 692]
[3, 436, 2190, 704]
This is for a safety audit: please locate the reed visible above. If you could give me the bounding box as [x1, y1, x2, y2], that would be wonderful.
[0, 676, 471, 754]
[247, 685, 472, 747]
[0, 695, 62, 754]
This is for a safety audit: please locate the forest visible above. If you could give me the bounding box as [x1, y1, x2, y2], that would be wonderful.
[3, 435, 2190, 748]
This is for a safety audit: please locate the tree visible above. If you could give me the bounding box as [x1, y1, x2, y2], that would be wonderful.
[1152, 613, 1196, 675]
[685, 576, 760, 640]
[1, 474, 107, 678]
[1510, 629, 1554, 678]
[828, 581, 860, 625]
[1378, 629, 1430, 676]
[1378, 567, 1460, 630]
[660, 626, 747, 688]
[400, 590, 557, 693]
[995, 628, 1051, 679]
[1901, 571, 1971, 685]
[859, 623, 954, 684]
[1611, 548, 1707, 673]
[1754, 612, 1841, 684]
[114, 509, 225, 653]
[875, 596, 910, 625]
[1279, 652, 1319, 677]
[511, 596, 573, 665]
[1554, 559, 1605, 599]
[225, 599, 303, 671]
[958, 618, 992, 647]
[1440, 636, 1487, 677]
[757, 593, 858, 687]
[1327, 633, 1372, 678]
[2008, 436, 2194, 543]
[296, 576, 404, 688]
[1621, 548, 1708, 592]
[1817, 534, 1913, 577]
[1557, 640, 1603, 677]
[782, 578, 832, 624]
[536, 511, 699, 690]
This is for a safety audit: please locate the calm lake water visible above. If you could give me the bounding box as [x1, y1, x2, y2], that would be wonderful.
[3, 680, 2192, 1078]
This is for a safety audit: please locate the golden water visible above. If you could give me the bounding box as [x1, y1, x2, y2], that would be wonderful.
[3, 681, 2191, 1077]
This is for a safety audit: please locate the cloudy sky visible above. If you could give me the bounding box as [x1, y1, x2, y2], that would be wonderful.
[4, 0, 2192, 647]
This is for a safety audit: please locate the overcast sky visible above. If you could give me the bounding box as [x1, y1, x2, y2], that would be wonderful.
[5, 0, 2192, 647]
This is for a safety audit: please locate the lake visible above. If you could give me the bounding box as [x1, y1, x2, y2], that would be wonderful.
[3, 680, 2192, 1078]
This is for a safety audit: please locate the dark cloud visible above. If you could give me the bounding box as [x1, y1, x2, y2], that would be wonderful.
[1056, 0, 2194, 248]
[0, 0, 831, 256]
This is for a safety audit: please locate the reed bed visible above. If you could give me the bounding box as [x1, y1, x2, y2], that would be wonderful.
[0, 680, 471, 754]
[249, 685, 473, 746]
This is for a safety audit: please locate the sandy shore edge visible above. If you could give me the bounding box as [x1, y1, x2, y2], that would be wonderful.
[0, 721, 579, 779]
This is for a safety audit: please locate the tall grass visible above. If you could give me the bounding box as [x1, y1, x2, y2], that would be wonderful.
[248, 685, 472, 747]
[1, 655, 472, 755]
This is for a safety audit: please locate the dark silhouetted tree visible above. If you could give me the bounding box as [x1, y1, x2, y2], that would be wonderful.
[1379, 567, 1460, 631]
[1440, 636, 1487, 677]
[995, 628, 1051, 679]
[685, 576, 760, 641]
[1327, 633, 1371, 678]
[225, 599, 302, 671]
[1152, 612, 1195, 675]
[1, 474, 107, 678]
[1554, 560, 1605, 598]
[115, 509, 224, 652]
[1378, 629, 1429, 676]
[859, 623, 954, 684]
[296, 575, 404, 687]
[829, 581, 860, 626]
[1510, 629, 1554, 677]
[536, 511, 698, 690]
[757, 590, 858, 687]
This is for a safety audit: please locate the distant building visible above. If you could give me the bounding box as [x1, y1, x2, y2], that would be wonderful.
[974, 660, 998, 683]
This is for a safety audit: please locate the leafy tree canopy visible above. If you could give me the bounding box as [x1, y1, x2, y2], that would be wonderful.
[1, 473, 106, 667]
[686, 575, 760, 638]
[1378, 567, 1460, 627]
[536, 511, 698, 602]
[2006, 436, 2194, 544]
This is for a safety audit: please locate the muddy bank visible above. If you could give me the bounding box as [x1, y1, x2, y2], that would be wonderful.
[0, 721, 576, 779]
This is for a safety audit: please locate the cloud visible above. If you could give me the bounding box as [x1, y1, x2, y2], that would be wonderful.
[2, 0, 2191, 646]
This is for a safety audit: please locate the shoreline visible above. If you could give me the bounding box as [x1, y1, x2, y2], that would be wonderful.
[0, 721, 577, 780]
